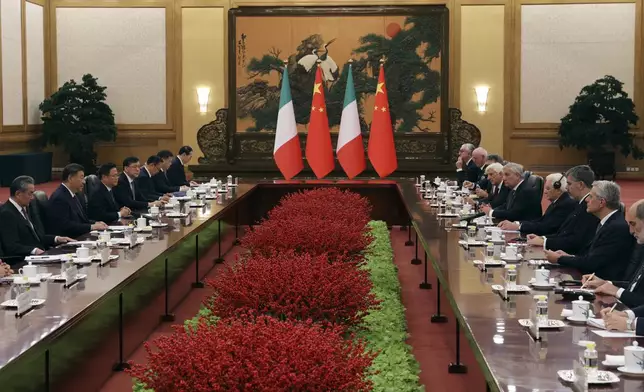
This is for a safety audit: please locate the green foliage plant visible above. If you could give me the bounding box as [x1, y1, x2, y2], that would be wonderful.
[39, 74, 117, 172]
[558, 75, 642, 159]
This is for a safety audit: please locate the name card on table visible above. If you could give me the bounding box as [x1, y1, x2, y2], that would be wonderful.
[64, 265, 79, 288]
[16, 289, 34, 317]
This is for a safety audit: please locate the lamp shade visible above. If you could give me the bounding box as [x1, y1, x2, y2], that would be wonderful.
[474, 86, 489, 113]
[197, 87, 211, 113]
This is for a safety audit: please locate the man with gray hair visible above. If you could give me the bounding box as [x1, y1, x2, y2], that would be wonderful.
[463, 147, 489, 190]
[480, 162, 542, 222]
[527, 165, 599, 254]
[0, 176, 74, 260]
[455, 143, 480, 185]
[581, 200, 644, 308]
[545, 180, 634, 281]
[499, 172, 576, 235]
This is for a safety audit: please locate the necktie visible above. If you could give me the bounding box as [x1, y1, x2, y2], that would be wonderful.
[108, 189, 117, 208]
[130, 181, 136, 199]
[22, 207, 40, 241]
[506, 190, 516, 209]
[74, 196, 88, 221]
[493, 186, 498, 198]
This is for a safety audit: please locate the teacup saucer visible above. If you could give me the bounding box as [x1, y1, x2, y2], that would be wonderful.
[566, 316, 589, 324]
[501, 253, 522, 262]
[617, 366, 644, 376]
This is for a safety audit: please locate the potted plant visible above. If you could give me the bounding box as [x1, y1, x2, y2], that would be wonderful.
[39, 74, 117, 173]
[558, 75, 642, 179]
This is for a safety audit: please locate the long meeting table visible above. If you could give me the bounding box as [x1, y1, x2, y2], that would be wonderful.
[399, 181, 642, 392]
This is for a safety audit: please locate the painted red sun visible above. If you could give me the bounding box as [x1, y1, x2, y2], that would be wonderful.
[386, 22, 401, 38]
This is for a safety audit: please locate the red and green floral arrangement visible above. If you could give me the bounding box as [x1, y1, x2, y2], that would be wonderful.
[129, 187, 421, 391]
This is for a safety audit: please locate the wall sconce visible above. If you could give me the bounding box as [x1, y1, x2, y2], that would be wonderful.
[474, 86, 490, 113]
[196, 87, 211, 113]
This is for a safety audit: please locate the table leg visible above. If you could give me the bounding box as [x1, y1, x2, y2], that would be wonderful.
[192, 235, 204, 288]
[112, 293, 130, 371]
[405, 223, 414, 246]
[215, 220, 224, 263]
[448, 322, 468, 374]
[411, 232, 421, 265]
[419, 250, 432, 289]
[161, 257, 176, 322]
[431, 279, 447, 323]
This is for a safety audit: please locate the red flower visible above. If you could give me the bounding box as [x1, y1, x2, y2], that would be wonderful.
[268, 188, 372, 229]
[127, 316, 376, 392]
[205, 251, 380, 327]
[242, 215, 372, 262]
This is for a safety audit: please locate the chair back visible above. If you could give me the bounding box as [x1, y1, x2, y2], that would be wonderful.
[85, 174, 101, 200]
[31, 191, 49, 232]
[525, 174, 544, 196]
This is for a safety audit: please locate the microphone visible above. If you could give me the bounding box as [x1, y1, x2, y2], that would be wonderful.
[460, 211, 485, 223]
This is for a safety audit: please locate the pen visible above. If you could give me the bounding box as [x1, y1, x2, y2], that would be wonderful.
[608, 303, 617, 313]
[580, 273, 595, 289]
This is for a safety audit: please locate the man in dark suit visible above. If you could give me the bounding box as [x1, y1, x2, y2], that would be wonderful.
[137, 155, 171, 202]
[154, 150, 188, 194]
[473, 162, 509, 209]
[88, 163, 132, 224]
[463, 147, 488, 189]
[545, 181, 634, 281]
[527, 165, 599, 255]
[114, 157, 165, 212]
[47, 164, 108, 237]
[480, 162, 542, 222]
[0, 176, 75, 259]
[580, 200, 644, 308]
[166, 146, 197, 187]
[499, 173, 576, 236]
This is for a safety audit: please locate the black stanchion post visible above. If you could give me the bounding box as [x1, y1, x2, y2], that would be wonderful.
[161, 258, 175, 322]
[430, 279, 447, 323]
[192, 235, 204, 288]
[448, 322, 468, 374]
[233, 208, 241, 246]
[112, 293, 130, 371]
[411, 231, 421, 265]
[419, 250, 431, 289]
[404, 222, 413, 246]
[44, 349, 50, 392]
[215, 220, 224, 263]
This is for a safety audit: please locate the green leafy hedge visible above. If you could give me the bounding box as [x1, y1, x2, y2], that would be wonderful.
[133, 221, 422, 392]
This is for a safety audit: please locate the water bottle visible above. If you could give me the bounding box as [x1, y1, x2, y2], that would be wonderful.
[505, 265, 517, 286]
[536, 295, 548, 325]
[583, 341, 598, 377]
[485, 244, 495, 260]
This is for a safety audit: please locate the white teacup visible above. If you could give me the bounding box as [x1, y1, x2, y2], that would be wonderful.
[624, 341, 644, 372]
[76, 245, 90, 259]
[99, 231, 111, 242]
[491, 230, 503, 242]
[19, 262, 38, 278]
[420, 175, 425, 184]
[150, 206, 160, 215]
[136, 217, 147, 228]
[535, 267, 550, 285]
[572, 296, 590, 320]
[186, 190, 196, 198]
[100, 247, 111, 263]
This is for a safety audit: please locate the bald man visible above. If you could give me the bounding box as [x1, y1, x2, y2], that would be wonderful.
[579, 199, 644, 308]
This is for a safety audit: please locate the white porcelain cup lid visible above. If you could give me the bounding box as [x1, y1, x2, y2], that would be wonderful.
[626, 341, 644, 351]
[572, 295, 588, 304]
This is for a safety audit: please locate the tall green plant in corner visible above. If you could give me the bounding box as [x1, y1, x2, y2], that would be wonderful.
[39, 74, 117, 172]
[558, 75, 642, 177]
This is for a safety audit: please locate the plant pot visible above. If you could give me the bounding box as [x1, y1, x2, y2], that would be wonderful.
[587, 151, 616, 180]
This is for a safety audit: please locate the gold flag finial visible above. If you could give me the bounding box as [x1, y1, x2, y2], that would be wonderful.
[380, 56, 386, 64]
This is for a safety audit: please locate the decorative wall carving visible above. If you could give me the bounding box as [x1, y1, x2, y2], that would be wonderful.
[449, 107, 481, 161]
[197, 108, 228, 164]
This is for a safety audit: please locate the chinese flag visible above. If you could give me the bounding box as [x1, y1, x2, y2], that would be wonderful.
[368, 63, 398, 178]
[305, 66, 334, 179]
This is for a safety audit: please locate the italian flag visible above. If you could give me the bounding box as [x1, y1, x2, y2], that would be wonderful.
[337, 65, 366, 179]
[274, 66, 303, 180]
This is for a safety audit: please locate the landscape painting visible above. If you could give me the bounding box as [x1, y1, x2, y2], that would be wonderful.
[231, 7, 446, 135]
